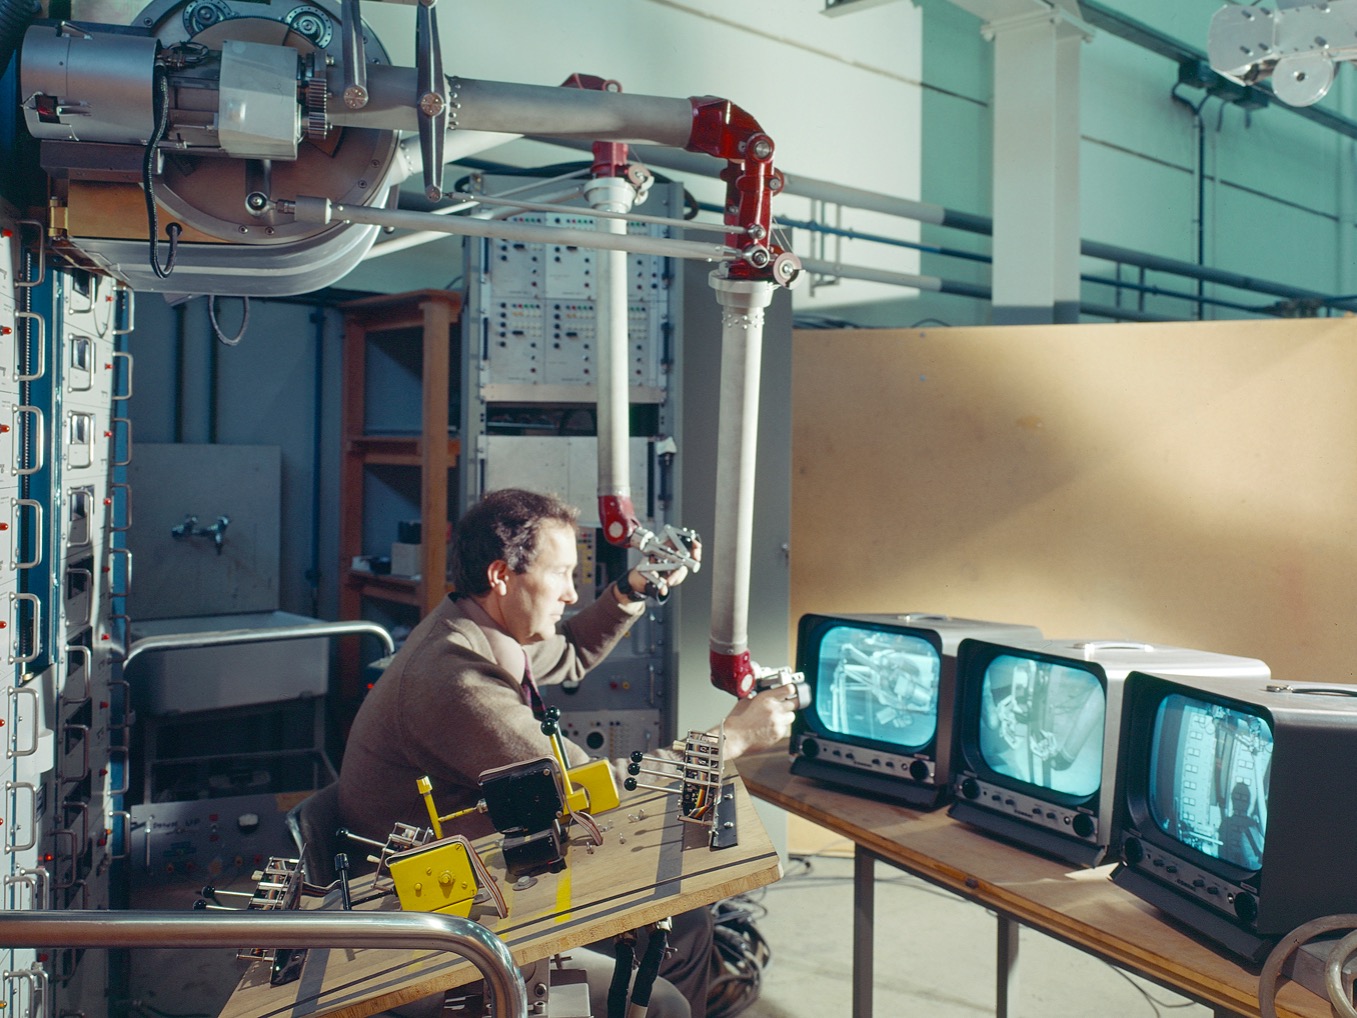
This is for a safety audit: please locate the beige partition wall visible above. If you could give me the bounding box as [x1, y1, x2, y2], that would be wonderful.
[791, 317, 1357, 682]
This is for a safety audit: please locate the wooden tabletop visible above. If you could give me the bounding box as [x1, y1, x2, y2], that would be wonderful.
[736, 749, 1328, 1018]
[218, 776, 781, 1018]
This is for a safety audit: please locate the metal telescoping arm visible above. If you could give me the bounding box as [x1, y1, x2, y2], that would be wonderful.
[0, 910, 527, 1018]
[708, 275, 776, 698]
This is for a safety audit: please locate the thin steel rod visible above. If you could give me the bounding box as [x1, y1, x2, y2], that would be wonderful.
[125, 620, 395, 666]
[0, 910, 527, 1018]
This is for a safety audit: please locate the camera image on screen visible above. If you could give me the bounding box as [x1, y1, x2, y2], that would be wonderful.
[977, 654, 1105, 798]
[1150, 694, 1272, 870]
[816, 625, 941, 750]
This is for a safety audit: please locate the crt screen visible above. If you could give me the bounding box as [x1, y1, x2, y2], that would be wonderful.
[811, 624, 941, 752]
[978, 654, 1105, 797]
[1149, 693, 1272, 870]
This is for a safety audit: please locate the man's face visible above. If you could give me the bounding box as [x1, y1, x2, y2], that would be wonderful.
[499, 521, 579, 644]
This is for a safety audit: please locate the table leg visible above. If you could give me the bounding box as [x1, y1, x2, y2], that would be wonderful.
[854, 847, 874, 1018]
[996, 915, 1019, 1018]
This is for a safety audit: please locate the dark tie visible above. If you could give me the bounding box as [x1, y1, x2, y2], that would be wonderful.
[521, 653, 546, 721]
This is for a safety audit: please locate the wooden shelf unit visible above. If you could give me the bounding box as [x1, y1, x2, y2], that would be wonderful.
[337, 289, 461, 709]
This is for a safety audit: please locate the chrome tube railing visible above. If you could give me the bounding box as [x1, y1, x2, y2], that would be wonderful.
[123, 620, 396, 667]
[0, 910, 526, 1018]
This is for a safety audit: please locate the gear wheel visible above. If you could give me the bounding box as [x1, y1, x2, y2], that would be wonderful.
[305, 73, 330, 141]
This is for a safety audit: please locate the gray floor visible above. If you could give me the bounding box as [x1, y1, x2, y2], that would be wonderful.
[126, 841, 1225, 1018]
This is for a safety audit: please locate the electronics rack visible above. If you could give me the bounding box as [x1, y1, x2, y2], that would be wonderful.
[1, 204, 131, 1018]
[462, 174, 685, 754]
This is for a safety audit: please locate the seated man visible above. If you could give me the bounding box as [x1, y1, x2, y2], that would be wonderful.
[339, 488, 796, 1018]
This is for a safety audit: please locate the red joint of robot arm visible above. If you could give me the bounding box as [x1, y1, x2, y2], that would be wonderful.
[687, 97, 787, 281]
[599, 495, 640, 547]
[711, 649, 755, 699]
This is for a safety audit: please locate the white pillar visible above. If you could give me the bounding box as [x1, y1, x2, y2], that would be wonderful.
[952, 0, 1092, 323]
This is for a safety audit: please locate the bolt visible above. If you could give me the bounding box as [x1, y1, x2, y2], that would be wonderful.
[751, 138, 773, 160]
[723, 821, 734, 829]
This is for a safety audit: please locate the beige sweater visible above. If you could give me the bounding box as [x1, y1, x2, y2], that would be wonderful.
[337, 591, 639, 844]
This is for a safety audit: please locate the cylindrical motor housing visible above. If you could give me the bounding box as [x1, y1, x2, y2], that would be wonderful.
[21, 23, 159, 145]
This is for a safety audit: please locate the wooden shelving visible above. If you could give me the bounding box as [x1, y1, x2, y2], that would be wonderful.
[336, 289, 462, 710]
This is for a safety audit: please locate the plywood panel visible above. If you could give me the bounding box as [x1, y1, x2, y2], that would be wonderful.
[791, 317, 1357, 681]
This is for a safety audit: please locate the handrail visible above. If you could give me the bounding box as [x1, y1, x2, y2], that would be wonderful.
[123, 620, 396, 667]
[0, 910, 526, 1018]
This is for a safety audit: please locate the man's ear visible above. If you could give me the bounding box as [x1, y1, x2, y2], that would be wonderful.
[486, 559, 511, 593]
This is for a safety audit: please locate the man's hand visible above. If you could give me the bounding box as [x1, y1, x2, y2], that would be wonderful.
[719, 684, 798, 761]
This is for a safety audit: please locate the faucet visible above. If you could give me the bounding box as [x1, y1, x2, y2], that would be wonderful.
[171, 513, 231, 555]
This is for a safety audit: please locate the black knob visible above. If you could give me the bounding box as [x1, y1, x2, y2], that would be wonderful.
[627, 762, 641, 775]
[191, 899, 208, 910]
[630, 750, 644, 763]
[1234, 891, 1258, 924]
[200, 885, 219, 902]
[1071, 813, 1095, 839]
[909, 760, 930, 782]
[1121, 836, 1144, 866]
[624, 777, 638, 791]
[799, 738, 820, 760]
[960, 778, 980, 800]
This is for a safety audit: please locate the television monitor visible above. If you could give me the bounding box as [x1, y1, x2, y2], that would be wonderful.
[1112, 671, 1357, 963]
[950, 638, 1269, 867]
[789, 613, 1043, 809]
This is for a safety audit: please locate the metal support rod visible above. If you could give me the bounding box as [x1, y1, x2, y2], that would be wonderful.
[997, 914, 1019, 1018]
[286, 196, 733, 263]
[0, 910, 527, 1018]
[853, 847, 874, 1018]
[124, 619, 395, 666]
[708, 272, 776, 697]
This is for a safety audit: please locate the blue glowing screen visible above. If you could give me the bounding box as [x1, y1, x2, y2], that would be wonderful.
[977, 654, 1105, 798]
[810, 624, 941, 752]
[1149, 693, 1272, 870]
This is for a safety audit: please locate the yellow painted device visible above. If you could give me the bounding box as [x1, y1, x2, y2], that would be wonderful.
[386, 835, 484, 917]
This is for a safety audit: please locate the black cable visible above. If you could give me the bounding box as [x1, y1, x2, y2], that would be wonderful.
[629, 920, 669, 1015]
[144, 66, 183, 279]
[608, 933, 635, 1018]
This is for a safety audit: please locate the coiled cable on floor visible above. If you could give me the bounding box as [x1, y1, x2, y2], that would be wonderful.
[707, 895, 771, 1018]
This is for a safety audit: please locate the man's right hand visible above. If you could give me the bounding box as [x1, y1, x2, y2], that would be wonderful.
[719, 685, 798, 761]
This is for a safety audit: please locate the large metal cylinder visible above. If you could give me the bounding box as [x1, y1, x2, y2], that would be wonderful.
[20, 23, 158, 144]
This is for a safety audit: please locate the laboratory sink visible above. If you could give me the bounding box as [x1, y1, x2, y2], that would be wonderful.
[126, 610, 329, 717]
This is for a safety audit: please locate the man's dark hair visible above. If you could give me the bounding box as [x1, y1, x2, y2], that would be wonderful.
[452, 489, 579, 595]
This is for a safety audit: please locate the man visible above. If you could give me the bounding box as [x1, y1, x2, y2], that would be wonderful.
[338, 488, 796, 1017]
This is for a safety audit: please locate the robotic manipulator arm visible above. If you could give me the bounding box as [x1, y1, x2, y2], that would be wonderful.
[15, 0, 802, 701]
[1208, 0, 1357, 107]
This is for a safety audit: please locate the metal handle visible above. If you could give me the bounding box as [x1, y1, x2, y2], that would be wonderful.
[109, 482, 132, 533]
[67, 335, 93, 391]
[59, 724, 90, 786]
[111, 416, 131, 467]
[6, 782, 38, 852]
[3, 873, 35, 911]
[12, 314, 44, 382]
[10, 594, 41, 665]
[48, 829, 77, 890]
[12, 499, 42, 569]
[107, 746, 130, 798]
[62, 644, 92, 705]
[124, 618, 396, 665]
[105, 547, 132, 598]
[110, 811, 130, 861]
[62, 800, 89, 850]
[64, 411, 92, 470]
[8, 686, 40, 759]
[63, 567, 92, 629]
[67, 486, 93, 547]
[0, 911, 528, 1018]
[3, 968, 36, 1018]
[111, 350, 133, 400]
[93, 284, 115, 339]
[14, 219, 45, 289]
[113, 286, 134, 335]
[13, 407, 44, 477]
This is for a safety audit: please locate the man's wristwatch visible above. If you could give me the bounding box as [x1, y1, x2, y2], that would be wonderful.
[615, 571, 649, 603]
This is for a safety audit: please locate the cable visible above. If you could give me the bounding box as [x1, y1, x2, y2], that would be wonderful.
[208, 294, 250, 346]
[144, 66, 183, 279]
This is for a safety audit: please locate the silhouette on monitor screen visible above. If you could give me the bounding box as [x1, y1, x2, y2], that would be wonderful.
[815, 623, 941, 751]
[1149, 693, 1272, 870]
[978, 654, 1105, 798]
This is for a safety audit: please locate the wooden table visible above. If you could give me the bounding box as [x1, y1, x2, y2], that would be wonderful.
[217, 777, 780, 1018]
[737, 749, 1328, 1018]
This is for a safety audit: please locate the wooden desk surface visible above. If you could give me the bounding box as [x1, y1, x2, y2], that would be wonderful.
[218, 778, 780, 1018]
[737, 749, 1328, 1018]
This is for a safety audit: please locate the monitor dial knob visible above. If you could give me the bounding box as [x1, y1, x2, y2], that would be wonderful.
[908, 759, 930, 782]
[800, 738, 821, 760]
[1121, 836, 1144, 866]
[1071, 813, 1095, 839]
[960, 777, 980, 800]
[1233, 891, 1258, 924]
